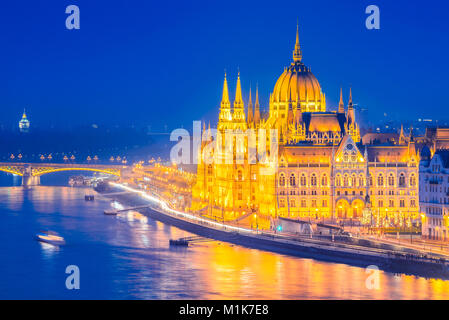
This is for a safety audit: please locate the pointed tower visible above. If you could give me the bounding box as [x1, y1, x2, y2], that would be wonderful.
[233, 71, 246, 123]
[247, 86, 254, 126]
[254, 84, 261, 125]
[218, 72, 232, 125]
[399, 124, 406, 144]
[347, 88, 355, 125]
[292, 22, 302, 63]
[408, 126, 417, 159]
[338, 88, 345, 114]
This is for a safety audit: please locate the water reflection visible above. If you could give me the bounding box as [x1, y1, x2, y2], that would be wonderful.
[0, 183, 448, 299]
[39, 241, 60, 258]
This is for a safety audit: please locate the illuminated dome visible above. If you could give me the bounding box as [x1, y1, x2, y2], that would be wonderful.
[273, 64, 323, 105]
[271, 26, 326, 113]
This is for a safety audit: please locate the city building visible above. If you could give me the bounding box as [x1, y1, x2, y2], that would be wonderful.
[420, 150, 449, 240]
[19, 109, 30, 133]
[191, 25, 420, 227]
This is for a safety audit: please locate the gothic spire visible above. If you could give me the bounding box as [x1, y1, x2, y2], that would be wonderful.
[234, 71, 243, 107]
[338, 88, 344, 113]
[254, 84, 261, 123]
[247, 86, 254, 123]
[348, 87, 353, 109]
[293, 21, 302, 63]
[220, 72, 230, 109]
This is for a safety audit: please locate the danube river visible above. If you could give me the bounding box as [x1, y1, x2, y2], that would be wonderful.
[0, 174, 448, 299]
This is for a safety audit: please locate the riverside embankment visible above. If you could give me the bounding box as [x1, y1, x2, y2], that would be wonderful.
[100, 183, 449, 280]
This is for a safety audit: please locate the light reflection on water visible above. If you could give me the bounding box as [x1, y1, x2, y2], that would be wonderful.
[0, 182, 448, 299]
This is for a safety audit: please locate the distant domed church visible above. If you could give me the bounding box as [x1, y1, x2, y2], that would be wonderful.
[19, 109, 30, 133]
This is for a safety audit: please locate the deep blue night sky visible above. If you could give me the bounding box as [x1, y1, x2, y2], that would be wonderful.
[0, 0, 447, 130]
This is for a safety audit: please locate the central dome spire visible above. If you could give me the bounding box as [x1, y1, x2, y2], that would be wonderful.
[292, 22, 302, 63]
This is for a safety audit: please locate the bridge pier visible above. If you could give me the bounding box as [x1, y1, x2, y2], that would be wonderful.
[22, 174, 40, 186]
[22, 164, 40, 186]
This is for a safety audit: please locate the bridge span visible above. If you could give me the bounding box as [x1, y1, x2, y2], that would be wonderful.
[0, 162, 131, 186]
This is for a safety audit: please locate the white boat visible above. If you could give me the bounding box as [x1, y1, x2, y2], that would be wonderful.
[35, 231, 66, 246]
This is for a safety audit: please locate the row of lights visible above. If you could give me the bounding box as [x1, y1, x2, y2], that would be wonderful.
[9, 154, 128, 163]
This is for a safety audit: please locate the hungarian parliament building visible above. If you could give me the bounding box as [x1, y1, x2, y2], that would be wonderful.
[190, 26, 448, 230]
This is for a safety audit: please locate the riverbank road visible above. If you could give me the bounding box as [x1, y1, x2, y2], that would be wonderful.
[364, 235, 449, 258]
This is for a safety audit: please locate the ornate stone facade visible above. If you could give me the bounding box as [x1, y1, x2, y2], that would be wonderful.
[191, 26, 420, 226]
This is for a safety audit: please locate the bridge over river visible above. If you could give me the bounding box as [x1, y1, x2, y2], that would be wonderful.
[0, 162, 131, 186]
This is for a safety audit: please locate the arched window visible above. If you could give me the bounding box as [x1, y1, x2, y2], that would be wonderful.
[300, 174, 307, 187]
[343, 174, 349, 187]
[279, 174, 285, 187]
[311, 174, 317, 186]
[207, 165, 212, 175]
[378, 174, 384, 187]
[321, 174, 328, 187]
[410, 175, 416, 187]
[399, 173, 406, 187]
[368, 174, 373, 187]
[359, 175, 364, 187]
[351, 174, 357, 187]
[343, 152, 349, 162]
[336, 174, 342, 187]
[290, 174, 296, 187]
[237, 170, 243, 181]
[351, 152, 357, 162]
[388, 174, 394, 187]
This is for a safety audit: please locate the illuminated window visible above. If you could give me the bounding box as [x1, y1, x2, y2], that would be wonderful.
[300, 174, 307, 187]
[279, 199, 285, 208]
[336, 175, 342, 187]
[290, 174, 296, 187]
[410, 175, 416, 187]
[279, 174, 285, 186]
[378, 174, 384, 187]
[311, 174, 317, 186]
[399, 173, 406, 187]
[343, 175, 349, 187]
[351, 175, 356, 187]
[388, 174, 394, 187]
[321, 175, 327, 186]
[359, 175, 364, 187]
